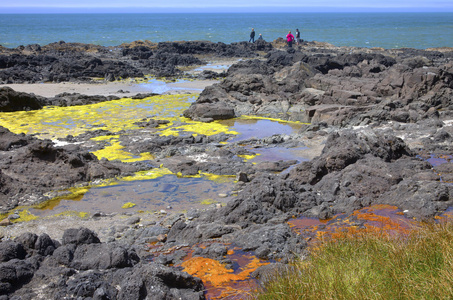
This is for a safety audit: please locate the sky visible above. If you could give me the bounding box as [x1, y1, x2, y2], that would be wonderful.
[1, 0, 453, 13]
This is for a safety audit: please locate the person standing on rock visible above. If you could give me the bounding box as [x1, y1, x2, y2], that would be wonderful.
[249, 28, 256, 43]
[295, 29, 301, 45]
[258, 34, 264, 41]
[286, 31, 295, 48]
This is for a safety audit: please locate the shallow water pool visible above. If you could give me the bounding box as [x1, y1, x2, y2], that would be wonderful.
[0, 95, 313, 220]
[29, 173, 236, 217]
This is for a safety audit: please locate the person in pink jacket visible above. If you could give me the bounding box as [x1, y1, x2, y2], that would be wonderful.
[286, 31, 295, 48]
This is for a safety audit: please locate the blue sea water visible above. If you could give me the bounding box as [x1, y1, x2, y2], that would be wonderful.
[0, 12, 452, 49]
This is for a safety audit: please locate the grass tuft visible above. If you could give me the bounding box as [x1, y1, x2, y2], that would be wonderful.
[255, 221, 453, 300]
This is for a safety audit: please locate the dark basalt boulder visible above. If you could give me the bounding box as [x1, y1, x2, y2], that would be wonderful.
[0, 259, 35, 294]
[70, 243, 140, 270]
[0, 86, 44, 112]
[62, 227, 101, 245]
[0, 126, 34, 151]
[0, 242, 26, 263]
[183, 102, 235, 121]
[122, 45, 153, 59]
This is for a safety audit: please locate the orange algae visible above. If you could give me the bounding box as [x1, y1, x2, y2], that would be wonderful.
[181, 257, 237, 286]
[181, 256, 268, 287]
[290, 205, 416, 243]
[288, 216, 329, 229]
[179, 250, 269, 300]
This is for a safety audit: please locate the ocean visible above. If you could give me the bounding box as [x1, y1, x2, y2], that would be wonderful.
[0, 12, 452, 50]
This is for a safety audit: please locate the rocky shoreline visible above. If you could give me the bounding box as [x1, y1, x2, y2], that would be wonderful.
[0, 39, 453, 299]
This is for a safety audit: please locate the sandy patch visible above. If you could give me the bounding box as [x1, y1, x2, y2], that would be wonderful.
[0, 79, 219, 98]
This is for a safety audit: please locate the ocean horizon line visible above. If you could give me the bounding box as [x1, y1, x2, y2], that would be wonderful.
[1, 12, 451, 49]
[2, 7, 453, 14]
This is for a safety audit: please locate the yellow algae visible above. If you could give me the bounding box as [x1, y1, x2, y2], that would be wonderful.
[240, 115, 309, 125]
[52, 211, 89, 219]
[91, 139, 132, 161]
[0, 94, 239, 167]
[237, 153, 260, 161]
[200, 199, 217, 205]
[120, 167, 174, 182]
[158, 118, 238, 137]
[0, 94, 195, 139]
[11, 210, 39, 223]
[199, 172, 235, 184]
[125, 152, 154, 162]
[122, 202, 136, 209]
[37, 190, 87, 211]
[176, 171, 235, 184]
[90, 135, 155, 162]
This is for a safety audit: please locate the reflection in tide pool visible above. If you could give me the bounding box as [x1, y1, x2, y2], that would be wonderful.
[221, 118, 302, 143]
[223, 118, 309, 167]
[140, 78, 193, 94]
[30, 174, 235, 217]
[244, 146, 309, 163]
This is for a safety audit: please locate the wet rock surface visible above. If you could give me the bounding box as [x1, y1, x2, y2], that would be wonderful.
[0, 40, 453, 298]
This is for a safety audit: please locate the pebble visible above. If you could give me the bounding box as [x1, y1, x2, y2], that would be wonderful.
[8, 214, 20, 220]
[0, 218, 12, 226]
[157, 234, 167, 242]
[92, 212, 103, 218]
[218, 193, 228, 198]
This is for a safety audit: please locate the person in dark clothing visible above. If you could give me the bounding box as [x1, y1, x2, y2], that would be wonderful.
[258, 34, 264, 41]
[295, 28, 301, 45]
[249, 28, 255, 43]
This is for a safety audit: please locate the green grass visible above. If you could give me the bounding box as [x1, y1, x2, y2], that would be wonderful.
[255, 222, 453, 300]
